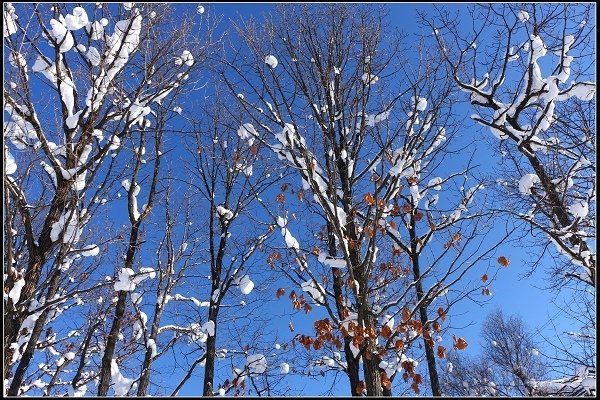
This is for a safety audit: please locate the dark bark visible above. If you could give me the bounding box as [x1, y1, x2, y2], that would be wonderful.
[97, 223, 141, 396]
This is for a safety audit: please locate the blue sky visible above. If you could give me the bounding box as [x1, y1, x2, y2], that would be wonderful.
[5, 2, 591, 397]
[169, 2, 583, 395]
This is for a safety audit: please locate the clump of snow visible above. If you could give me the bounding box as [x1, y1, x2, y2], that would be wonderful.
[277, 216, 299, 251]
[8, 276, 25, 305]
[86, 46, 101, 66]
[235, 274, 255, 295]
[568, 201, 589, 219]
[518, 173, 540, 195]
[80, 244, 100, 257]
[5, 146, 17, 175]
[111, 359, 134, 396]
[318, 251, 347, 268]
[518, 10, 529, 23]
[280, 362, 290, 374]
[65, 7, 89, 31]
[216, 205, 234, 221]
[49, 18, 74, 52]
[114, 268, 136, 292]
[237, 123, 257, 146]
[412, 96, 428, 111]
[301, 280, 325, 304]
[531, 348, 539, 356]
[3, 3, 18, 37]
[197, 5, 205, 14]
[175, 50, 194, 67]
[50, 209, 86, 244]
[246, 354, 267, 376]
[361, 73, 379, 85]
[265, 55, 278, 69]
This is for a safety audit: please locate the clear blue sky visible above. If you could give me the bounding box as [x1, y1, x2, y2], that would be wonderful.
[7, 3, 586, 397]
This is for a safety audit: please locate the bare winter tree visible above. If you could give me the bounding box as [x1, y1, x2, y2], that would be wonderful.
[3, 3, 218, 396]
[423, 3, 596, 288]
[441, 310, 548, 396]
[224, 4, 514, 396]
[169, 89, 285, 396]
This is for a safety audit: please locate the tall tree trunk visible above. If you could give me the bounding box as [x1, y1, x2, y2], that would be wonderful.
[409, 215, 441, 396]
[7, 268, 62, 395]
[97, 223, 141, 396]
[202, 315, 218, 396]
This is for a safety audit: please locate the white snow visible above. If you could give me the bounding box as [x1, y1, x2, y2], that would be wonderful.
[265, 55, 278, 69]
[301, 280, 325, 304]
[277, 216, 300, 251]
[110, 359, 134, 396]
[80, 244, 99, 257]
[5, 147, 17, 175]
[236, 274, 255, 295]
[568, 201, 589, 219]
[246, 354, 267, 376]
[216, 205, 234, 221]
[86, 46, 101, 66]
[531, 348, 539, 356]
[412, 96, 428, 111]
[8, 276, 25, 305]
[279, 362, 290, 374]
[114, 268, 136, 291]
[237, 123, 257, 146]
[176, 50, 194, 67]
[49, 19, 74, 53]
[197, 5, 205, 14]
[518, 10, 529, 23]
[3, 4, 18, 37]
[361, 73, 379, 85]
[518, 173, 540, 195]
[318, 251, 347, 268]
[202, 320, 215, 336]
[65, 7, 89, 31]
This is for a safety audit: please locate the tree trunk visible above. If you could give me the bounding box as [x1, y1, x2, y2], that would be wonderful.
[202, 316, 218, 396]
[362, 313, 383, 396]
[410, 255, 441, 393]
[97, 223, 141, 396]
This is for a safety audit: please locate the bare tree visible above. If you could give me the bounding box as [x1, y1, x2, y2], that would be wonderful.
[224, 4, 513, 396]
[424, 3, 596, 288]
[168, 89, 284, 396]
[441, 310, 548, 396]
[3, 3, 218, 396]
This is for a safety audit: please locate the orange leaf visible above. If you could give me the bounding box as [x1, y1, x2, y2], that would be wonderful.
[437, 346, 447, 358]
[497, 256, 510, 267]
[356, 381, 366, 394]
[276, 288, 285, 298]
[402, 203, 412, 213]
[303, 303, 312, 314]
[481, 273, 488, 283]
[431, 321, 442, 332]
[288, 322, 294, 332]
[402, 307, 411, 322]
[453, 336, 468, 350]
[414, 211, 423, 221]
[364, 193, 375, 206]
[280, 183, 289, 192]
[394, 340, 405, 351]
[381, 325, 392, 339]
[437, 307, 446, 321]
[275, 193, 286, 203]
